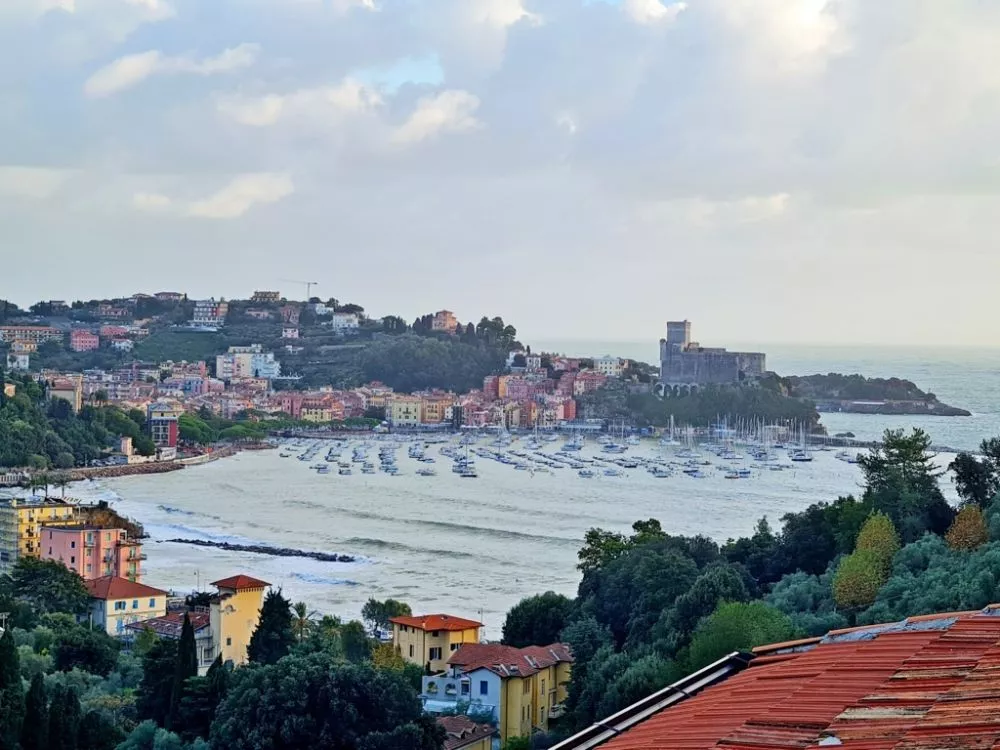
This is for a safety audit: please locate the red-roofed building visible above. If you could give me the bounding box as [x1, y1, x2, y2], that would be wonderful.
[437, 716, 497, 750]
[84, 576, 168, 637]
[422, 641, 574, 744]
[126, 611, 216, 671]
[211, 574, 270, 591]
[551, 608, 1000, 750]
[392, 614, 483, 673]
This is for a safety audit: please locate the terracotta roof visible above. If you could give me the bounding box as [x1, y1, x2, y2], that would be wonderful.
[125, 611, 210, 638]
[390, 614, 483, 632]
[556, 609, 1000, 750]
[449, 642, 574, 678]
[85, 576, 167, 600]
[437, 716, 498, 750]
[210, 574, 270, 591]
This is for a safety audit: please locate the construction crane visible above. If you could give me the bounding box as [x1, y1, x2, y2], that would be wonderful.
[280, 279, 320, 300]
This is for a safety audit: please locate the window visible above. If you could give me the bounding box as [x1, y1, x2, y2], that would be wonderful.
[409, 645, 414, 658]
[132, 599, 139, 609]
[148, 598, 156, 607]
[428, 647, 442, 661]
[479, 681, 488, 696]
[70, 556, 75, 564]
[461, 682, 470, 695]
[86, 564, 92, 573]
[540, 707, 545, 723]
[86, 548, 92, 557]
[70, 541, 76, 549]
[523, 680, 530, 694]
[48, 547, 52, 555]
[450, 643, 461, 651]
[430, 630, 440, 637]
[115, 601, 126, 611]
[226, 637, 232, 646]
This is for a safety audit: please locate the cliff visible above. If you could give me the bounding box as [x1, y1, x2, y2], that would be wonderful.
[786, 373, 971, 417]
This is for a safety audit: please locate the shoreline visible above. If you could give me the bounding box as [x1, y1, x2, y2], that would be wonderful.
[65, 444, 256, 481]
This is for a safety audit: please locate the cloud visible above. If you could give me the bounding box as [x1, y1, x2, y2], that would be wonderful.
[132, 191, 172, 212]
[188, 173, 294, 219]
[623, 0, 687, 25]
[391, 90, 481, 145]
[84, 43, 260, 97]
[217, 79, 381, 127]
[0, 166, 71, 199]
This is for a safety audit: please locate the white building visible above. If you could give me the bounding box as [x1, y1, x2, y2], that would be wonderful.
[215, 344, 281, 381]
[328, 312, 360, 331]
[594, 356, 627, 378]
[6, 351, 29, 371]
[111, 339, 135, 352]
[282, 327, 299, 339]
[191, 299, 229, 328]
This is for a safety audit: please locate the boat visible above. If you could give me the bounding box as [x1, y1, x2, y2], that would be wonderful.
[417, 468, 437, 477]
[338, 468, 352, 476]
[459, 468, 478, 478]
[789, 449, 813, 463]
[578, 469, 596, 478]
[316, 465, 330, 474]
[279, 452, 291, 458]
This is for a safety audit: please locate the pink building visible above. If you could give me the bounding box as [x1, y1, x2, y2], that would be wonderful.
[69, 330, 100, 352]
[482, 376, 500, 401]
[100, 325, 130, 338]
[41, 525, 145, 581]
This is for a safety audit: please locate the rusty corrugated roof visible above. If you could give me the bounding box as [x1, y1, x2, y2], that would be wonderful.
[591, 611, 1000, 750]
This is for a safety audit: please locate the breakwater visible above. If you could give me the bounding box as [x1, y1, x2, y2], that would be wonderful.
[164, 537, 357, 563]
[71, 463, 185, 480]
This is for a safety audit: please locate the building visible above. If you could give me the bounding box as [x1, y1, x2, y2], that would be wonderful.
[281, 327, 299, 339]
[550, 608, 1000, 750]
[41, 525, 145, 581]
[437, 716, 497, 750]
[154, 291, 185, 302]
[250, 290, 281, 303]
[2, 382, 14, 399]
[215, 345, 281, 381]
[191, 299, 229, 328]
[432, 310, 460, 333]
[423, 642, 574, 744]
[387, 396, 423, 427]
[280, 304, 301, 325]
[421, 394, 454, 424]
[209, 574, 269, 667]
[391, 614, 483, 673]
[659, 320, 766, 386]
[147, 401, 182, 448]
[127, 611, 216, 672]
[111, 339, 134, 352]
[84, 576, 168, 637]
[49, 375, 84, 413]
[593, 356, 627, 378]
[6, 350, 29, 371]
[0, 498, 79, 574]
[0, 325, 63, 344]
[69, 330, 100, 352]
[328, 312, 360, 332]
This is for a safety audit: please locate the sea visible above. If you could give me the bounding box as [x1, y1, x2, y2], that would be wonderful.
[40, 344, 1000, 635]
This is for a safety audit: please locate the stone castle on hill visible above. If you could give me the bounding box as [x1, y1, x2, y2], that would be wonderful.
[659, 320, 766, 386]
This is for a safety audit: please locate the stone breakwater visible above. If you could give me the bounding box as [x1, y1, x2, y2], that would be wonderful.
[164, 537, 357, 563]
[70, 463, 184, 480]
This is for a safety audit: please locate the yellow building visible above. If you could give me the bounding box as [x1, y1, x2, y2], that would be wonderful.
[49, 375, 84, 413]
[84, 576, 168, 637]
[392, 614, 483, 673]
[433, 643, 574, 744]
[301, 405, 334, 422]
[0, 498, 79, 574]
[421, 397, 453, 424]
[210, 574, 270, 666]
[2, 382, 14, 399]
[387, 396, 423, 427]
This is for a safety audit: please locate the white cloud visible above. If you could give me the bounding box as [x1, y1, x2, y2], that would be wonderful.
[122, 0, 174, 22]
[188, 173, 294, 219]
[391, 90, 481, 145]
[469, 0, 539, 29]
[0, 166, 71, 199]
[217, 79, 380, 127]
[624, 0, 687, 25]
[84, 43, 260, 97]
[132, 191, 172, 212]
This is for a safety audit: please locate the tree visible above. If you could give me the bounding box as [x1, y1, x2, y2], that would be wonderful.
[21, 672, 48, 750]
[247, 589, 294, 666]
[176, 655, 231, 742]
[168, 614, 199, 730]
[361, 598, 412, 636]
[652, 564, 751, 654]
[832, 550, 884, 610]
[210, 657, 443, 750]
[8, 557, 90, 616]
[946, 505, 989, 551]
[371, 643, 406, 671]
[0, 628, 25, 749]
[53, 624, 120, 676]
[950, 452, 997, 509]
[341, 620, 372, 663]
[854, 512, 901, 577]
[136, 639, 178, 726]
[502, 592, 573, 648]
[76, 710, 123, 750]
[48, 685, 82, 750]
[291, 602, 317, 642]
[687, 602, 793, 671]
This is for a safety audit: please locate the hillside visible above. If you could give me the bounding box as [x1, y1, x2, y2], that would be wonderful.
[786, 373, 971, 416]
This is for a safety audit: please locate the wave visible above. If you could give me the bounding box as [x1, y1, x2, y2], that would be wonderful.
[343, 538, 489, 562]
[157, 505, 195, 516]
[292, 573, 360, 586]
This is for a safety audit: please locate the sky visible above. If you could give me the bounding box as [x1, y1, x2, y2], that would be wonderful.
[2, 0, 999, 346]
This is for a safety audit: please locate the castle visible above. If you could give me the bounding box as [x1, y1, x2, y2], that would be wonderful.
[659, 321, 766, 386]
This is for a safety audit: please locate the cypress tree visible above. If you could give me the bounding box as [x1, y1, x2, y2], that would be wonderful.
[21, 672, 48, 750]
[136, 639, 177, 726]
[60, 686, 82, 750]
[167, 613, 199, 731]
[0, 627, 25, 750]
[247, 589, 294, 665]
[46, 684, 65, 750]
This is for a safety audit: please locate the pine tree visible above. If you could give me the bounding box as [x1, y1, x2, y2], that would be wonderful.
[247, 590, 294, 665]
[20, 672, 48, 750]
[167, 613, 199, 730]
[136, 639, 178, 726]
[47, 685, 82, 750]
[0, 627, 25, 750]
[47, 685, 65, 750]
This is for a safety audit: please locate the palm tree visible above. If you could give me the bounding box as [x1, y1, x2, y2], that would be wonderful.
[53, 473, 71, 500]
[291, 602, 318, 642]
